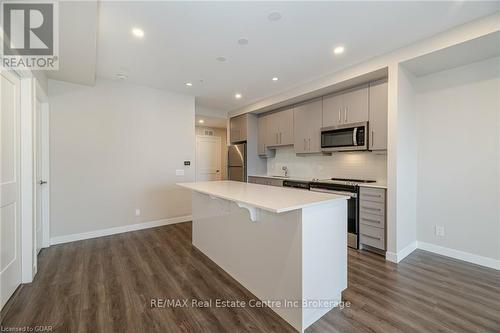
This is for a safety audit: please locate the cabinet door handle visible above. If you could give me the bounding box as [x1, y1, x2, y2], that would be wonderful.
[276, 133, 278, 144]
[308, 138, 311, 151]
[371, 131, 374, 148]
[338, 108, 341, 123]
[344, 107, 348, 122]
[279, 132, 282, 144]
[303, 138, 306, 151]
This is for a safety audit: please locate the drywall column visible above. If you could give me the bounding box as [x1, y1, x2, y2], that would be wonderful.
[386, 63, 418, 263]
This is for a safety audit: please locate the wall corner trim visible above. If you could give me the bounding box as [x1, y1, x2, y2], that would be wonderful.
[385, 241, 417, 263]
[49, 215, 192, 245]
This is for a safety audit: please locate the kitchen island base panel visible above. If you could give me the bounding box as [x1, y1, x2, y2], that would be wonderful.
[191, 192, 347, 332]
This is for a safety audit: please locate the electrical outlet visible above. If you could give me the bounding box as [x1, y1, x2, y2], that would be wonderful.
[176, 169, 185, 176]
[135, 209, 141, 217]
[435, 225, 445, 237]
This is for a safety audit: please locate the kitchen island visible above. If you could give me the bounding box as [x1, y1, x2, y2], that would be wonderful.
[177, 181, 348, 332]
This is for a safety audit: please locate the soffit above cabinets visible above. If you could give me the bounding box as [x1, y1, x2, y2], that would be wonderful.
[401, 31, 500, 77]
[250, 68, 388, 115]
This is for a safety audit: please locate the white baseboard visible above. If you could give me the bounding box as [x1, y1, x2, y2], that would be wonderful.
[50, 215, 192, 245]
[385, 241, 417, 263]
[417, 241, 500, 271]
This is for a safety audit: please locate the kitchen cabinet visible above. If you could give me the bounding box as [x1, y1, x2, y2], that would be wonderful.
[322, 84, 369, 127]
[266, 108, 294, 147]
[229, 114, 248, 143]
[248, 176, 283, 187]
[369, 79, 388, 150]
[257, 116, 275, 157]
[359, 187, 386, 251]
[293, 99, 322, 154]
[322, 93, 343, 127]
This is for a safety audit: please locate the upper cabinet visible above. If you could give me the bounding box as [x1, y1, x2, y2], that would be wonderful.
[293, 99, 322, 154]
[257, 116, 275, 157]
[230, 114, 248, 143]
[322, 84, 369, 127]
[368, 79, 388, 151]
[266, 108, 294, 147]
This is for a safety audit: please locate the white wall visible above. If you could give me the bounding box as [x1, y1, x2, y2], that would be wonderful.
[48, 78, 195, 238]
[415, 57, 500, 261]
[265, 147, 387, 182]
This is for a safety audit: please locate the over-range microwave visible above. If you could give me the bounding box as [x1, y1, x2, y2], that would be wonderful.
[321, 122, 368, 152]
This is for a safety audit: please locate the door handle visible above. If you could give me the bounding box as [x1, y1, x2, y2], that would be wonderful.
[39, 180, 47, 185]
[303, 138, 306, 151]
[216, 170, 220, 173]
[276, 133, 278, 144]
[338, 108, 341, 123]
[308, 138, 311, 151]
[279, 132, 282, 144]
[371, 131, 374, 148]
[344, 107, 347, 122]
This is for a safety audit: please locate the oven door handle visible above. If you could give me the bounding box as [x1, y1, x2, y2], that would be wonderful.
[353, 127, 358, 146]
[310, 188, 357, 198]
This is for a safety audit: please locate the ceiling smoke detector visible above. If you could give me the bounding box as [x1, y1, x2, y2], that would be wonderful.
[268, 12, 282, 21]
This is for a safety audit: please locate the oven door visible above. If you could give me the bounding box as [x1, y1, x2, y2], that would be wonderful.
[310, 187, 359, 249]
[321, 122, 367, 152]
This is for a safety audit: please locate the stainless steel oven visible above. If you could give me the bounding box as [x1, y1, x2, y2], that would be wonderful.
[310, 181, 360, 249]
[321, 122, 368, 152]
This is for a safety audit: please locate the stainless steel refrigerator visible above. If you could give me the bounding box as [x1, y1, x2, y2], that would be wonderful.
[228, 143, 246, 182]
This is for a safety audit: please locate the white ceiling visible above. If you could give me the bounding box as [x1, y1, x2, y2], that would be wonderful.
[57, 1, 500, 111]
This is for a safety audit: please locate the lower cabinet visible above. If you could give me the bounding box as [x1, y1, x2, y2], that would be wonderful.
[359, 187, 386, 251]
[248, 176, 283, 187]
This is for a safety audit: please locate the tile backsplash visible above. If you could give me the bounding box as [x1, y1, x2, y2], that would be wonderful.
[266, 147, 387, 182]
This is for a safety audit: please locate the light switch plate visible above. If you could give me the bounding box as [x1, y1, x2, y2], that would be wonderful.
[176, 169, 185, 176]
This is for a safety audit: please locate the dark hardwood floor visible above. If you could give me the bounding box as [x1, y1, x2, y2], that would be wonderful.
[2, 222, 499, 332]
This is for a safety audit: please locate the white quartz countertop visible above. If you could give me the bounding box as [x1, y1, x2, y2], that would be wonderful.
[177, 180, 348, 213]
[358, 182, 387, 189]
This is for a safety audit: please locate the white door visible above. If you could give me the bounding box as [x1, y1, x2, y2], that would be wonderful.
[196, 135, 221, 181]
[1, 70, 22, 309]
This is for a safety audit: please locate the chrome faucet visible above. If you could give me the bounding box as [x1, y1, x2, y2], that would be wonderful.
[282, 166, 289, 177]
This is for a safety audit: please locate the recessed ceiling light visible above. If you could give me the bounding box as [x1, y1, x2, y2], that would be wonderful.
[132, 28, 144, 38]
[268, 12, 282, 21]
[198, 119, 205, 124]
[237, 38, 249, 45]
[272, 77, 279, 81]
[185, 82, 192, 87]
[235, 93, 242, 99]
[216, 56, 227, 62]
[333, 46, 345, 55]
[115, 73, 128, 80]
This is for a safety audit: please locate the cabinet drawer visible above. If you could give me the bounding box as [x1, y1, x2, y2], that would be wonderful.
[360, 224, 385, 250]
[360, 212, 385, 228]
[268, 179, 283, 187]
[359, 200, 385, 216]
[360, 187, 385, 203]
